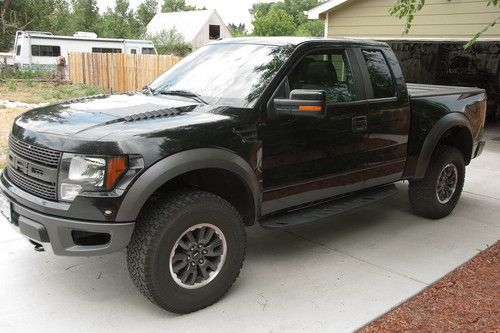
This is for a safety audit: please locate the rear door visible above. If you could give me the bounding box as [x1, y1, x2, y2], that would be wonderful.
[353, 47, 411, 185]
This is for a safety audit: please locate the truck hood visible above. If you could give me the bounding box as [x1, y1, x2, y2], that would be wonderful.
[13, 93, 221, 139]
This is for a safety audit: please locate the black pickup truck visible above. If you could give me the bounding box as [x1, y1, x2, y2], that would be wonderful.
[0, 37, 486, 313]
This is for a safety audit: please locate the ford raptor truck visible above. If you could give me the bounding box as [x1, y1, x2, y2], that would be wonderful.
[0, 37, 487, 313]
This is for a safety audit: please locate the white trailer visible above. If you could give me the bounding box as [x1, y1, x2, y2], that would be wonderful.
[13, 31, 156, 70]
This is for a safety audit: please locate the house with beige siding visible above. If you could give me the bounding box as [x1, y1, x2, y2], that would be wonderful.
[308, 0, 500, 40]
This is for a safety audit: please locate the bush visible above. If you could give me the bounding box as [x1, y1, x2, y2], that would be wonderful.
[0, 68, 47, 80]
[147, 28, 192, 57]
[6, 80, 16, 91]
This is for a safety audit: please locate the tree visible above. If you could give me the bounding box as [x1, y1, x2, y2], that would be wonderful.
[253, 7, 296, 36]
[137, 0, 158, 26]
[161, 0, 196, 13]
[296, 20, 323, 37]
[280, 0, 321, 27]
[390, 0, 500, 48]
[250, 0, 323, 37]
[70, 0, 101, 34]
[47, 0, 73, 36]
[227, 23, 247, 37]
[249, 2, 274, 20]
[148, 27, 191, 56]
[0, 0, 73, 51]
[99, 0, 142, 38]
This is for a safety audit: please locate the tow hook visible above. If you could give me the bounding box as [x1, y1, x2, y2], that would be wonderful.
[29, 240, 45, 252]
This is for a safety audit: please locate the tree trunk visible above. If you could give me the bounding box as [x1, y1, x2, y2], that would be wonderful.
[1, 0, 11, 34]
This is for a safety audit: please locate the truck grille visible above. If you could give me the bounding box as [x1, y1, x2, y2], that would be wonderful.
[9, 135, 61, 168]
[6, 166, 57, 201]
[7, 136, 60, 201]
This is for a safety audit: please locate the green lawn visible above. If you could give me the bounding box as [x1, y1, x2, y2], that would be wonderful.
[0, 80, 106, 104]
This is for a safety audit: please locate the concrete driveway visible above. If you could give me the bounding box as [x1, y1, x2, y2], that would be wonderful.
[1, 125, 499, 333]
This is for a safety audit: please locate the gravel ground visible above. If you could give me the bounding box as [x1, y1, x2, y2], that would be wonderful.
[359, 241, 500, 332]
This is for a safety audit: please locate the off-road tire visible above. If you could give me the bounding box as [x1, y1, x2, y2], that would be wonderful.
[408, 144, 465, 219]
[127, 190, 246, 314]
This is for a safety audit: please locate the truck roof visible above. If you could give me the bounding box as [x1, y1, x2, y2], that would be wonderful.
[215, 36, 389, 48]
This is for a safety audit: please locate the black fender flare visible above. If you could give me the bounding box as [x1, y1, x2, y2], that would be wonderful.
[414, 112, 472, 179]
[115, 148, 260, 222]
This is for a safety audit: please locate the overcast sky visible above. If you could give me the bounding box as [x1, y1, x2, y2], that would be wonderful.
[96, 0, 277, 29]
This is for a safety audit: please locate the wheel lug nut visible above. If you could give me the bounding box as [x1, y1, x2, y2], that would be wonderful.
[202, 250, 207, 254]
[198, 244, 202, 248]
[198, 259, 204, 264]
[190, 262, 196, 267]
[190, 247, 194, 251]
[187, 256, 191, 260]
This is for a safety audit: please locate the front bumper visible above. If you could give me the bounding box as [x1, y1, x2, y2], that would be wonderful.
[0, 171, 135, 256]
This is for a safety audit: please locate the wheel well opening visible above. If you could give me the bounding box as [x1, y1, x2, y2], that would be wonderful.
[146, 168, 256, 226]
[438, 126, 473, 164]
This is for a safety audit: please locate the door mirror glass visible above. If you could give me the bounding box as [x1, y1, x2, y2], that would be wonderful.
[274, 89, 326, 118]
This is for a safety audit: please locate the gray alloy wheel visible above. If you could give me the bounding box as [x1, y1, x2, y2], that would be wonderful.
[169, 223, 227, 289]
[436, 163, 459, 204]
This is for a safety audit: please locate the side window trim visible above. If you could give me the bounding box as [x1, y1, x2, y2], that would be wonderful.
[345, 47, 367, 102]
[266, 76, 291, 119]
[358, 47, 398, 101]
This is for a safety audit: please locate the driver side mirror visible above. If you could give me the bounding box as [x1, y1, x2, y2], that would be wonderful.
[273, 89, 326, 118]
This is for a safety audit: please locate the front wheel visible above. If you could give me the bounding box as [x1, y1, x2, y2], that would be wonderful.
[127, 190, 246, 313]
[408, 144, 465, 219]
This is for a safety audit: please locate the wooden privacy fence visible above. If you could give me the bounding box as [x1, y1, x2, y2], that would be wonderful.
[68, 52, 183, 92]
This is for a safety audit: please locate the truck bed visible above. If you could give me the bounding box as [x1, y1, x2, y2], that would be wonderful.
[407, 83, 484, 97]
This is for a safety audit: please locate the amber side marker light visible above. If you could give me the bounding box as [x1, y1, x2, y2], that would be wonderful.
[106, 156, 127, 190]
[299, 105, 322, 111]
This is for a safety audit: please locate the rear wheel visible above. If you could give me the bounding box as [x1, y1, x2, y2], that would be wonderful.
[408, 144, 465, 219]
[127, 190, 246, 313]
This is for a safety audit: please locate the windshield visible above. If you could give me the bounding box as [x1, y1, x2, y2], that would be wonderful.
[149, 43, 295, 107]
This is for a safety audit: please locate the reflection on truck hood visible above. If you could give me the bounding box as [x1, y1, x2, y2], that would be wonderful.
[14, 93, 228, 139]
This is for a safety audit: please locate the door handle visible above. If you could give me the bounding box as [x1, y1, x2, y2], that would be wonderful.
[352, 116, 368, 133]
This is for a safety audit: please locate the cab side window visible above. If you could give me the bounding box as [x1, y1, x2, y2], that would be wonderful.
[288, 50, 357, 104]
[362, 50, 395, 99]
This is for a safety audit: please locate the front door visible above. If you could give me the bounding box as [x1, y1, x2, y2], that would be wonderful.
[260, 47, 370, 214]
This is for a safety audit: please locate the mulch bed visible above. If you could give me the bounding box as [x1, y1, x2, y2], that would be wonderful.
[359, 241, 499, 333]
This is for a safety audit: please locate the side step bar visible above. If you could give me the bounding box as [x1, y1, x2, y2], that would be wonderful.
[260, 184, 398, 229]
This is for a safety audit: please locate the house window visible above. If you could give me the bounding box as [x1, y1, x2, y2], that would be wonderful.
[92, 47, 122, 54]
[209, 25, 220, 40]
[16, 45, 21, 56]
[130, 49, 137, 54]
[142, 47, 155, 55]
[31, 45, 61, 57]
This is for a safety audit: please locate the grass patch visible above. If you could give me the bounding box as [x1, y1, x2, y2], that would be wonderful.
[0, 81, 108, 104]
[0, 107, 28, 169]
[0, 81, 108, 168]
[0, 68, 47, 80]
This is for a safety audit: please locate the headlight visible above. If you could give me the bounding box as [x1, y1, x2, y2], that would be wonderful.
[58, 154, 128, 201]
[69, 156, 106, 186]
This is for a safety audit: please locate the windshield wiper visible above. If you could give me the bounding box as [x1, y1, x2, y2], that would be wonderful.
[143, 84, 155, 96]
[159, 90, 208, 104]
